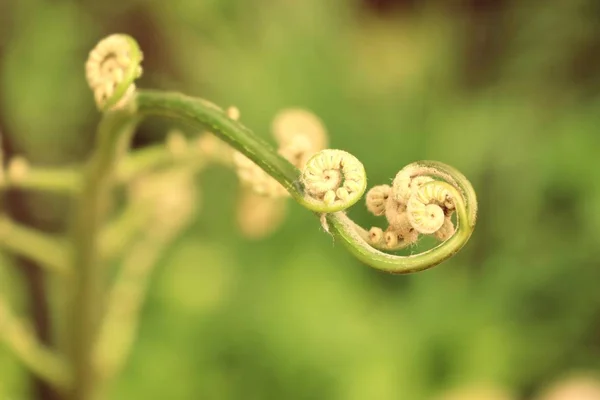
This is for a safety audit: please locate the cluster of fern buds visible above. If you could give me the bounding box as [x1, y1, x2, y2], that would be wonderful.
[366, 166, 457, 250]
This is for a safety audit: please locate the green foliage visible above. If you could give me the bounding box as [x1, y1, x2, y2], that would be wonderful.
[1, 0, 599, 399]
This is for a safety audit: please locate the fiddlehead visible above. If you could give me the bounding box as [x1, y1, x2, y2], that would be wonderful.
[78, 31, 478, 274]
[232, 108, 333, 237]
[85, 34, 143, 111]
[233, 107, 329, 199]
[406, 182, 451, 235]
[326, 160, 477, 274]
[299, 149, 367, 213]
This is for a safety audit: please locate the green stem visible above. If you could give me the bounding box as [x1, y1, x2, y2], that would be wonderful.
[116, 144, 175, 182]
[98, 205, 148, 260]
[0, 216, 70, 275]
[136, 90, 301, 196]
[67, 106, 139, 400]
[1, 167, 81, 194]
[116, 141, 206, 183]
[0, 295, 71, 390]
[327, 183, 473, 274]
[134, 90, 476, 274]
[94, 225, 183, 386]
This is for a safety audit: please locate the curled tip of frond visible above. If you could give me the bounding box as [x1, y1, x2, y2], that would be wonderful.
[85, 34, 143, 111]
[230, 107, 332, 237]
[323, 160, 477, 274]
[362, 161, 475, 254]
[406, 182, 452, 234]
[300, 149, 367, 212]
[365, 184, 390, 216]
[233, 107, 330, 200]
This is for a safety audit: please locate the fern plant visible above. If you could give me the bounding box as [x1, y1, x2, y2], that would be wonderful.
[0, 34, 477, 400]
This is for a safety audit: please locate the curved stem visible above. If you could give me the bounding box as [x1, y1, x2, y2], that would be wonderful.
[94, 218, 186, 386]
[134, 89, 476, 274]
[98, 205, 148, 260]
[0, 294, 71, 390]
[0, 216, 71, 275]
[116, 140, 207, 183]
[1, 167, 81, 194]
[327, 182, 474, 274]
[136, 90, 303, 198]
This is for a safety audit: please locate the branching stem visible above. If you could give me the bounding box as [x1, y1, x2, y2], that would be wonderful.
[135, 90, 477, 274]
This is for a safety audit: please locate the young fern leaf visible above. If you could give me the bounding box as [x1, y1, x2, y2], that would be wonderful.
[299, 149, 367, 213]
[327, 161, 478, 274]
[85, 34, 143, 111]
[86, 33, 478, 276]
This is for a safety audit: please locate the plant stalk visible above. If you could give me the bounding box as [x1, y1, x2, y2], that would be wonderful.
[135, 90, 477, 274]
[67, 106, 139, 400]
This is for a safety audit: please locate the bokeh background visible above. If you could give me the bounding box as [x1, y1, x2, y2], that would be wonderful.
[1, 0, 600, 399]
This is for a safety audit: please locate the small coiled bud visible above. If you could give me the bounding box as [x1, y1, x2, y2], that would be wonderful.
[300, 149, 367, 212]
[85, 34, 143, 111]
[368, 227, 384, 245]
[392, 168, 435, 204]
[406, 182, 452, 234]
[402, 226, 419, 245]
[390, 168, 413, 204]
[365, 185, 390, 216]
[384, 196, 409, 230]
[384, 229, 400, 248]
[410, 176, 435, 196]
[383, 226, 419, 249]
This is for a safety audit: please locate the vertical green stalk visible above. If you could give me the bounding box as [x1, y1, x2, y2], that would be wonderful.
[67, 106, 138, 400]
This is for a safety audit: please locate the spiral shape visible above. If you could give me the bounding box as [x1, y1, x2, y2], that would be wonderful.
[85, 34, 143, 111]
[357, 160, 474, 254]
[300, 149, 366, 212]
[406, 181, 453, 234]
[392, 168, 435, 204]
[232, 107, 329, 202]
[365, 184, 390, 216]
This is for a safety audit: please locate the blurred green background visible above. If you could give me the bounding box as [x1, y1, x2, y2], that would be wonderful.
[1, 0, 600, 399]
